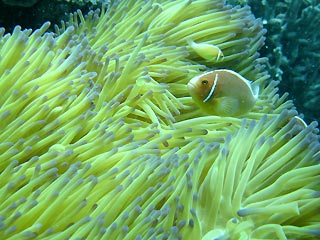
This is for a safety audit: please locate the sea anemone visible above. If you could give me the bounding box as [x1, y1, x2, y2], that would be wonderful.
[0, 0, 319, 239]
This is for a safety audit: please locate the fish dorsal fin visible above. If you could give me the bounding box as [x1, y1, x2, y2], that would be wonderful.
[238, 74, 259, 100]
[215, 97, 239, 116]
[218, 69, 259, 100]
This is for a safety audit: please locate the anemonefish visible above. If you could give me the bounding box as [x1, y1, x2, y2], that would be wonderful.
[293, 116, 307, 128]
[187, 69, 259, 116]
[187, 39, 224, 62]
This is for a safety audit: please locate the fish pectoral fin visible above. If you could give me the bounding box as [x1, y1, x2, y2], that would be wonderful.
[215, 97, 239, 116]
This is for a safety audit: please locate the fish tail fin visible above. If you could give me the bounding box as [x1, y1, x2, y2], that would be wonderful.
[251, 82, 260, 99]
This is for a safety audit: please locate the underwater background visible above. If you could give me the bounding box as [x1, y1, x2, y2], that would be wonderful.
[1, 0, 319, 123]
[1, 0, 320, 239]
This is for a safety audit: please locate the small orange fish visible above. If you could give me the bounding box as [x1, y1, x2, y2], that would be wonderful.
[187, 69, 259, 116]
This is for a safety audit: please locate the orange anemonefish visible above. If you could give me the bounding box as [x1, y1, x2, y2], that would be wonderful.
[187, 69, 259, 116]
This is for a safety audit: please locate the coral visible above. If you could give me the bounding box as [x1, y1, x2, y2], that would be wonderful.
[57, 0, 107, 6]
[0, 0, 92, 34]
[1, 0, 103, 6]
[1, 0, 39, 7]
[0, 0, 319, 239]
[228, 0, 320, 123]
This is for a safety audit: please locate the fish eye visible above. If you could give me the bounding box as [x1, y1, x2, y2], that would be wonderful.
[201, 79, 209, 85]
